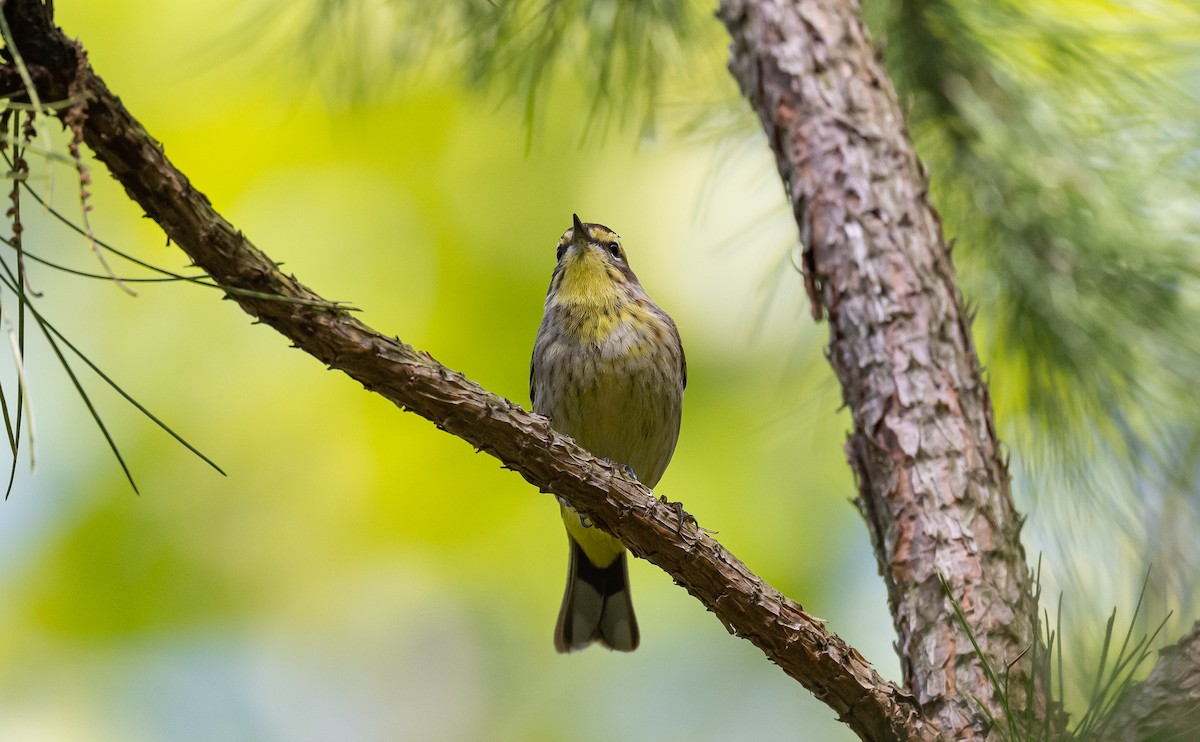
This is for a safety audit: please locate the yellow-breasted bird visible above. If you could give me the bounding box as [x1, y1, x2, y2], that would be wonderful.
[530, 214, 686, 652]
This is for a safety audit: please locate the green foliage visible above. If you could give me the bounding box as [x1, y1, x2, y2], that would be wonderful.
[263, 0, 721, 140]
[872, 0, 1200, 451]
[0, 113, 241, 494]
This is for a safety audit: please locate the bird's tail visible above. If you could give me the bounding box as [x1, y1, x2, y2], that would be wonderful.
[554, 537, 639, 652]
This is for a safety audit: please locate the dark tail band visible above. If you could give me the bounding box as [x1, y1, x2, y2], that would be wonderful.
[554, 538, 639, 652]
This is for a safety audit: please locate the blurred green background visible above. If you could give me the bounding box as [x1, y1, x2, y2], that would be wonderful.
[0, 1, 876, 740]
[0, 0, 1196, 740]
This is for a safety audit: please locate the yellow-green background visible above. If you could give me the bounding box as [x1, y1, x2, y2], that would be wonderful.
[0, 1, 1167, 740]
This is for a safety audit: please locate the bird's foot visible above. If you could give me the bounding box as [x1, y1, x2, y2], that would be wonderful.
[657, 494, 698, 536]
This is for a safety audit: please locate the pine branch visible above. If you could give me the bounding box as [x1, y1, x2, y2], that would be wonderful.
[0, 1, 931, 739]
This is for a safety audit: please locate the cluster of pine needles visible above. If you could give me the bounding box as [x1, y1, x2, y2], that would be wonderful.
[942, 563, 1175, 741]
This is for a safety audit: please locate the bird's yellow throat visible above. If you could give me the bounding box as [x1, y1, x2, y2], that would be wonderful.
[551, 249, 638, 345]
[553, 247, 624, 309]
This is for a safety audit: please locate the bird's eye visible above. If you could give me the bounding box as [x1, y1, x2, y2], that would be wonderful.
[556, 244, 566, 261]
[607, 241, 621, 258]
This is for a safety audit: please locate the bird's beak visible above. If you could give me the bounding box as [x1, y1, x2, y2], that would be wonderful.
[572, 213, 587, 246]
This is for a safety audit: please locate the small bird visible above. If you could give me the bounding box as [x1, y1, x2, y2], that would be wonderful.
[530, 214, 686, 652]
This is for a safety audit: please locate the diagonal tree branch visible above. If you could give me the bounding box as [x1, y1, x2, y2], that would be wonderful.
[2, 1, 931, 739]
[717, 0, 1048, 737]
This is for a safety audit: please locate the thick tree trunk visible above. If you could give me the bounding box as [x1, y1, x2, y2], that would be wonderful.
[718, 0, 1047, 736]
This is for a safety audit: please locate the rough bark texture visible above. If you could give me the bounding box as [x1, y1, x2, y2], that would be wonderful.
[1, 1, 934, 739]
[717, 0, 1045, 737]
[1097, 621, 1200, 741]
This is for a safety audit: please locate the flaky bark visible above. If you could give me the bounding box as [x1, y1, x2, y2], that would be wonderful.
[717, 0, 1046, 737]
[2, 1, 932, 739]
